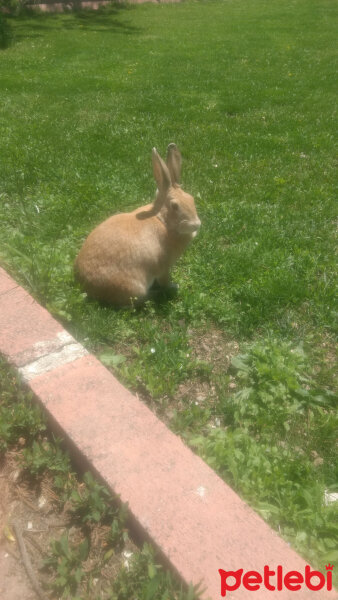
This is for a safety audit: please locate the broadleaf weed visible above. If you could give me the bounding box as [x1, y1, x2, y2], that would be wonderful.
[192, 340, 337, 578]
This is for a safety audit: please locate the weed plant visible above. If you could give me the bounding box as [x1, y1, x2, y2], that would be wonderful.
[192, 340, 337, 574]
[110, 544, 198, 600]
[43, 533, 90, 598]
[0, 360, 46, 451]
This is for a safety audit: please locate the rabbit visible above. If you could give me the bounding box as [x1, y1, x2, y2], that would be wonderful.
[74, 143, 201, 306]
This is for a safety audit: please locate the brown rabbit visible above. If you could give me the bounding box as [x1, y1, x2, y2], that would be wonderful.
[74, 144, 201, 306]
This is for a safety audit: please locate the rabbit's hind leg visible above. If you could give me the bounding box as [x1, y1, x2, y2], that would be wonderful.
[156, 270, 170, 288]
[148, 279, 179, 303]
[119, 275, 154, 307]
[155, 271, 179, 294]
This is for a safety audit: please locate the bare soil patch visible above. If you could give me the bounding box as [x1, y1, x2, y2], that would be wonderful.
[0, 449, 136, 599]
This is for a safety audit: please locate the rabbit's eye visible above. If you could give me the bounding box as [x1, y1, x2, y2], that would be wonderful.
[171, 200, 179, 212]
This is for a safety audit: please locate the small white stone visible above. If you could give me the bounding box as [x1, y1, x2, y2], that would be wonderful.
[56, 331, 75, 344]
[123, 550, 133, 569]
[12, 469, 20, 482]
[324, 491, 338, 506]
[196, 486, 207, 498]
[27, 522, 33, 530]
[38, 495, 47, 508]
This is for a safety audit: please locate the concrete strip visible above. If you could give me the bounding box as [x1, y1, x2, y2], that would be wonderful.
[14, 330, 78, 368]
[19, 342, 88, 382]
[15, 331, 77, 367]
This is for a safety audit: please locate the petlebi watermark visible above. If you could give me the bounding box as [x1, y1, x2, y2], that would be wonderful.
[218, 564, 334, 596]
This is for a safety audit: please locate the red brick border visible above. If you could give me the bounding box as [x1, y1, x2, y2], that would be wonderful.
[0, 266, 335, 599]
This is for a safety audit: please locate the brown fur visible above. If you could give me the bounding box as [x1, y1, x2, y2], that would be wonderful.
[74, 144, 201, 306]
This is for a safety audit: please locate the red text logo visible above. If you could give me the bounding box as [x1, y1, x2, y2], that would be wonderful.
[219, 564, 334, 596]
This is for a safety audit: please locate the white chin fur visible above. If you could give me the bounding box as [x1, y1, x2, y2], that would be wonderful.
[179, 223, 200, 235]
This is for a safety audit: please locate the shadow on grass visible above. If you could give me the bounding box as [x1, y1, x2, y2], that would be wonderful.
[81, 280, 179, 318]
[0, 13, 13, 48]
[5, 3, 140, 44]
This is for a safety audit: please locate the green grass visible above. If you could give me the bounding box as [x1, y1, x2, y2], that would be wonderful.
[1, 0, 337, 340]
[0, 0, 337, 584]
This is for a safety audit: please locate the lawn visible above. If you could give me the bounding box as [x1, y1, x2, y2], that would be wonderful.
[0, 0, 337, 584]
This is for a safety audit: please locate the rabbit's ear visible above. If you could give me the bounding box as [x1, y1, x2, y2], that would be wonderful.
[166, 143, 182, 185]
[152, 148, 171, 194]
